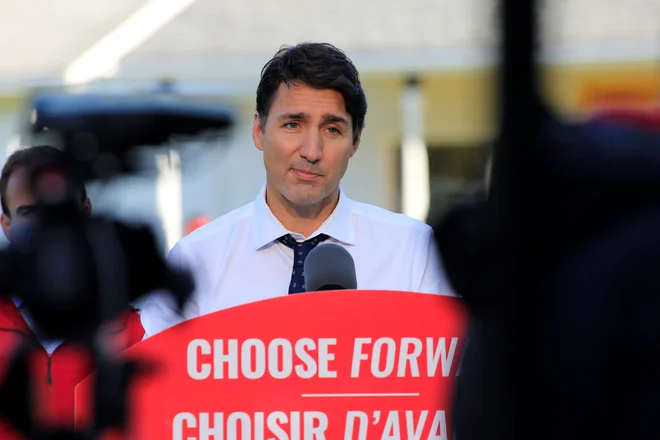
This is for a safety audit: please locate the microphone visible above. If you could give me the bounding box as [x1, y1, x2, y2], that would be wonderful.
[304, 243, 357, 292]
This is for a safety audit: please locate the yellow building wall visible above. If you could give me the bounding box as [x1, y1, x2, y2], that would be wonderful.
[363, 61, 660, 150]
[545, 61, 660, 114]
[358, 62, 660, 210]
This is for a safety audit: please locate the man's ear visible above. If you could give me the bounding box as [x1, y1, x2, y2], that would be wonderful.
[1, 213, 11, 241]
[82, 198, 92, 217]
[349, 132, 361, 158]
[253, 113, 265, 152]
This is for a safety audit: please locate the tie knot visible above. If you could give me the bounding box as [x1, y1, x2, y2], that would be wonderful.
[278, 233, 329, 252]
[278, 234, 329, 294]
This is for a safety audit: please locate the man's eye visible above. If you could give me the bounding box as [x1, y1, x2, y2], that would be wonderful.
[17, 207, 38, 217]
[284, 122, 299, 129]
[327, 127, 341, 134]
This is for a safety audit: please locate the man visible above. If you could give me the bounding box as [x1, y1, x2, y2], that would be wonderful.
[140, 42, 454, 338]
[0, 146, 145, 437]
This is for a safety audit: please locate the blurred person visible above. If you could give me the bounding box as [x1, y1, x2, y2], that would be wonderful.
[140, 42, 454, 337]
[184, 215, 213, 236]
[436, 107, 660, 440]
[433, 143, 503, 440]
[0, 146, 145, 438]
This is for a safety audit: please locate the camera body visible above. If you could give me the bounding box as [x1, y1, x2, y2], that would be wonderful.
[0, 90, 234, 439]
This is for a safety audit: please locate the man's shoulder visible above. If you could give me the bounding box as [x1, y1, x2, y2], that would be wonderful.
[349, 199, 432, 235]
[177, 202, 255, 250]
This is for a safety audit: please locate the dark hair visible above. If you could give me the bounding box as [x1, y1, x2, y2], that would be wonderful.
[0, 145, 88, 216]
[256, 42, 367, 144]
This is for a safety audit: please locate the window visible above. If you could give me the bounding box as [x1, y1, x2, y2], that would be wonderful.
[427, 145, 488, 223]
[397, 144, 489, 224]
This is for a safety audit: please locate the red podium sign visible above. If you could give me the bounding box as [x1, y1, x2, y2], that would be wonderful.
[75, 291, 467, 439]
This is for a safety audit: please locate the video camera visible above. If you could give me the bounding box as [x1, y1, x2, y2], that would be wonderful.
[0, 90, 234, 439]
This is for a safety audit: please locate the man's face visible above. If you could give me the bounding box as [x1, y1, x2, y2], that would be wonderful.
[253, 83, 360, 208]
[0, 166, 91, 242]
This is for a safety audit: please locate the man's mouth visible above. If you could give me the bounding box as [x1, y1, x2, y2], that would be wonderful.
[292, 169, 321, 180]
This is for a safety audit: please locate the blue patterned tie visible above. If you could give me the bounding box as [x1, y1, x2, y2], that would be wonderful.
[278, 234, 330, 294]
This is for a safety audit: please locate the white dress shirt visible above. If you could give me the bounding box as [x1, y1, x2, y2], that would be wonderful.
[140, 186, 454, 338]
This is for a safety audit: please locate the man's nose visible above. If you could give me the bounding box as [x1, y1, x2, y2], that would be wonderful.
[299, 130, 323, 163]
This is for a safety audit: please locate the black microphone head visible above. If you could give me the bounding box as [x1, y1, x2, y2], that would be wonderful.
[304, 243, 357, 292]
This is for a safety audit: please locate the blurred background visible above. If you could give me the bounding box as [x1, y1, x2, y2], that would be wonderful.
[1, 0, 660, 253]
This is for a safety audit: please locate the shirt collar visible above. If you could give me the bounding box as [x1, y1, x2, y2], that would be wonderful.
[251, 183, 356, 250]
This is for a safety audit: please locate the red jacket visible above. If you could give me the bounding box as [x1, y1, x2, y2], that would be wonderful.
[0, 297, 145, 438]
